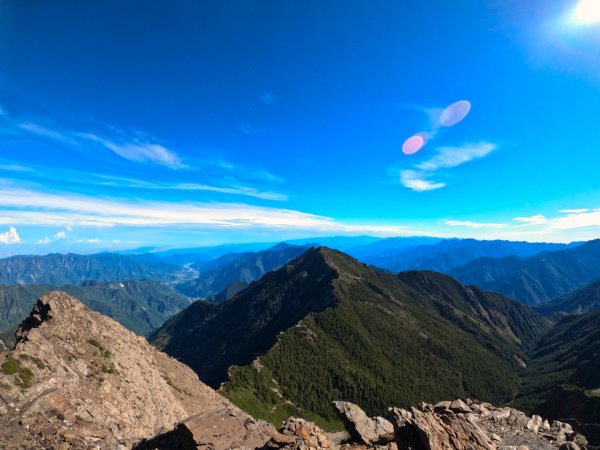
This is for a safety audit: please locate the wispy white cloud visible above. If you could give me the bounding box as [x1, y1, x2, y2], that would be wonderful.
[86, 174, 288, 201]
[552, 209, 600, 230]
[77, 132, 184, 169]
[445, 220, 508, 229]
[558, 208, 589, 214]
[513, 214, 548, 225]
[17, 122, 79, 145]
[398, 142, 497, 192]
[0, 226, 20, 244]
[416, 142, 497, 171]
[400, 170, 445, 192]
[37, 229, 68, 244]
[172, 183, 287, 201]
[0, 163, 36, 173]
[77, 238, 100, 244]
[444, 207, 600, 239]
[0, 186, 408, 236]
[0, 107, 184, 169]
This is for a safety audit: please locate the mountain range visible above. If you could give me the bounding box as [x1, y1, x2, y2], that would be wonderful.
[151, 247, 551, 429]
[175, 243, 310, 300]
[356, 238, 575, 274]
[451, 239, 600, 305]
[0, 280, 191, 344]
[535, 280, 600, 320]
[0, 253, 179, 285]
[1, 291, 582, 450]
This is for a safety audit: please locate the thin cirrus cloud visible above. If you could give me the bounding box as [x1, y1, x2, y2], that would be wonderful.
[551, 209, 600, 230]
[512, 209, 600, 230]
[558, 209, 589, 214]
[0, 186, 409, 236]
[0, 161, 289, 202]
[446, 208, 600, 234]
[74, 173, 288, 201]
[0, 226, 20, 244]
[445, 220, 508, 229]
[78, 133, 185, 169]
[513, 214, 548, 225]
[399, 142, 497, 192]
[0, 106, 184, 169]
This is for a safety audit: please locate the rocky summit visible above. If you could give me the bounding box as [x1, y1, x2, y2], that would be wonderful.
[264, 400, 590, 450]
[0, 292, 275, 449]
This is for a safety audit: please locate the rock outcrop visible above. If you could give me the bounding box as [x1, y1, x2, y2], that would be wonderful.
[333, 401, 394, 445]
[0, 292, 275, 449]
[265, 417, 332, 449]
[326, 400, 588, 450]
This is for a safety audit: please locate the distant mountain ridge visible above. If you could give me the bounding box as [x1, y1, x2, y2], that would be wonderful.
[358, 238, 574, 274]
[175, 243, 311, 300]
[0, 280, 190, 341]
[152, 247, 550, 428]
[451, 239, 600, 305]
[0, 253, 179, 285]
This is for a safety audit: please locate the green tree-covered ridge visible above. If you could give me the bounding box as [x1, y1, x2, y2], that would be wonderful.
[152, 247, 550, 429]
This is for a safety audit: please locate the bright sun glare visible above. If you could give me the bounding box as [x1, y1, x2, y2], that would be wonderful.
[573, 0, 600, 24]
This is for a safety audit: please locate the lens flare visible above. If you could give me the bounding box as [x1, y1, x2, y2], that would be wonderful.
[402, 134, 425, 155]
[439, 100, 471, 127]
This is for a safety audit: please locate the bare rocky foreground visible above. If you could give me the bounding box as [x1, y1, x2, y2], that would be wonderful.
[0, 292, 592, 449]
[0, 292, 274, 449]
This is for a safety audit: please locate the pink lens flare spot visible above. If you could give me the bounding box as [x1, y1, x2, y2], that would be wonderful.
[439, 100, 471, 127]
[402, 134, 425, 155]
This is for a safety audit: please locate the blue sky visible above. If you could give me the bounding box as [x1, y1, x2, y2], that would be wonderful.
[1, 0, 600, 254]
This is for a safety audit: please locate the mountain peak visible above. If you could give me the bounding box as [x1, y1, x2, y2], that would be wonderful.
[16, 291, 82, 343]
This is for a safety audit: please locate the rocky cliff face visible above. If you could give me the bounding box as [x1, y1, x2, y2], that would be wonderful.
[0, 292, 275, 449]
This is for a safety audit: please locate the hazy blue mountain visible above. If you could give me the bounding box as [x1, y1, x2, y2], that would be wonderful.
[125, 236, 383, 266]
[175, 243, 311, 299]
[361, 238, 571, 274]
[0, 253, 179, 285]
[345, 236, 444, 259]
[450, 255, 525, 285]
[284, 235, 382, 252]
[452, 240, 600, 305]
[153, 247, 550, 428]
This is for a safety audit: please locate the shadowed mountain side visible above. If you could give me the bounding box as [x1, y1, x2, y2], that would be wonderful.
[516, 310, 600, 446]
[151, 247, 550, 428]
[535, 279, 600, 320]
